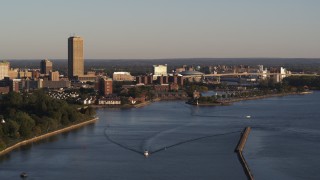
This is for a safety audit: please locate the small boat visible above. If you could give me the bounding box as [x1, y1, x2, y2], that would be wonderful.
[20, 172, 28, 178]
[246, 115, 251, 119]
[144, 150, 149, 157]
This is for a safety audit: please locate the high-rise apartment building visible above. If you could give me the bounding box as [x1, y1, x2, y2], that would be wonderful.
[0, 61, 9, 80]
[68, 36, 84, 79]
[40, 59, 53, 74]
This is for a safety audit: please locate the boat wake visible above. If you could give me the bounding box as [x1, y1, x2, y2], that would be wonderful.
[104, 127, 241, 157]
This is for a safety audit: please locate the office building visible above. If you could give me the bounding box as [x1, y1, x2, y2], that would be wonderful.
[98, 77, 113, 96]
[40, 59, 53, 75]
[0, 61, 9, 80]
[49, 71, 60, 81]
[68, 36, 84, 79]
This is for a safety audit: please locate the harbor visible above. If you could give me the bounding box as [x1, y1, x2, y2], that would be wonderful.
[1, 92, 320, 179]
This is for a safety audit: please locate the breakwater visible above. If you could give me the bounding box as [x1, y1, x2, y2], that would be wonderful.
[0, 118, 98, 157]
[235, 127, 254, 180]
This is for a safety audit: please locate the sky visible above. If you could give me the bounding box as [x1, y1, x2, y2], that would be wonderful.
[0, 0, 319, 59]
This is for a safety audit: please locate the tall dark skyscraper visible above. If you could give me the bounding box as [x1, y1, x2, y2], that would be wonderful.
[40, 59, 52, 75]
[68, 36, 84, 79]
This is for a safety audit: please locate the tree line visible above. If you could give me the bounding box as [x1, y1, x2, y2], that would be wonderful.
[283, 76, 320, 90]
[0, 90, 95, 150]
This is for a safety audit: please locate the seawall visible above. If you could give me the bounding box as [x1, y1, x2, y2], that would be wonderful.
[235, 127, 254, 180]
[0, 118, 98, 156]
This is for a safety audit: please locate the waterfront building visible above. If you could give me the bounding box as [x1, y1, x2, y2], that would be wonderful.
[68, 36, 84, 79]
[0, 61, 9, 80]
[40, 59, 53, 75]
[98, 97, 121, 105]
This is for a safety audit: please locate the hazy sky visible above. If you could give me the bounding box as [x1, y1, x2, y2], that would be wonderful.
[0, 0, 319, 59]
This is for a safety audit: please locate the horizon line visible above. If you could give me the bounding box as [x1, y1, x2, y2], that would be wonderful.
[4, 57, 320, 61]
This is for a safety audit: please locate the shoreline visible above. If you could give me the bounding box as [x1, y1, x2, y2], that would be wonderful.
[83, 91, 313, 109]
[223, 92, 305, 103]
[194, 91, 311, 106]
[0, 118, 98, 157]
[91, 97, 178, 109]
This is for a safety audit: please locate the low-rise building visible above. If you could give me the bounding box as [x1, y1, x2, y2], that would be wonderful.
[113, 72, 134, 81]
[136, 75, 153, 85]
[42, 79, 71, 89]
[98, 97, 121, 105]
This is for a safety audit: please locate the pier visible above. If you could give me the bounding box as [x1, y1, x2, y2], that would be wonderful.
[235, 127, 254, 180]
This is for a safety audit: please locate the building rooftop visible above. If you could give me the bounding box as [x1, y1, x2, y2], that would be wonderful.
[113, 72, 131, 75]
[69, 36, 82, 39]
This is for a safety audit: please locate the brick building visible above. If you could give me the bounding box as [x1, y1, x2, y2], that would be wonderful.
[98, 77, 113, 96]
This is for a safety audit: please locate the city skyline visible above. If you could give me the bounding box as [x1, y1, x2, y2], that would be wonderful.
[0, 0, 320, 59]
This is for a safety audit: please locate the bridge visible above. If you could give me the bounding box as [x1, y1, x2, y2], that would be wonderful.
[183, 72, 319, 78]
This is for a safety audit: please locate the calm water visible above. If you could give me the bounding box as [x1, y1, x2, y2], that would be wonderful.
[1, 92, 320, 180]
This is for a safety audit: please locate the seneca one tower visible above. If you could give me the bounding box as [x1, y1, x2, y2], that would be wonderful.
[68, 36, 84, 79]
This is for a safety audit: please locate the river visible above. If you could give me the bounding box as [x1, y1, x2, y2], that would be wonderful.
[1, 92, 320, 179]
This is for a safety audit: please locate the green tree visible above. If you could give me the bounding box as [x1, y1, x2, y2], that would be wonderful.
[6, 120, 20, 138]
[0, 138, 6, 150]
[32, 126, 42, 136]
[14, 112, 35, 138]
[0, 124, 4, 138]
[4, 92, 23, 108]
